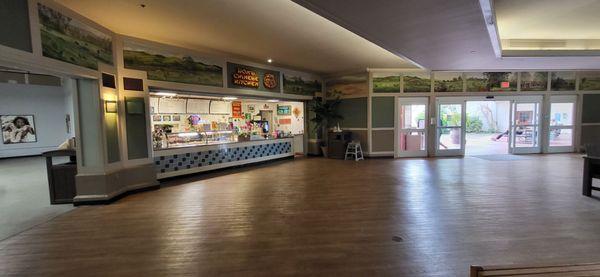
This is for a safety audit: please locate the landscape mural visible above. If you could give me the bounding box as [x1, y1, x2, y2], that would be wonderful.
[434, 72, 463, 92]
[403, 72, 431, 92]
[520, 72, 548, 91]
[38, 3, 113, 70]
[579, 72, 600, 91]
[326, 74, 368, 98]
[123, 41, 223, 87]
[283, 74, 322, 96]
[551, 72, 576, 91]
[466, 72, 517, 92]
[373, 73, 400, 93]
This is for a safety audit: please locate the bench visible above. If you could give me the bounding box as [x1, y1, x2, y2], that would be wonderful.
[471, 262, 600, 277]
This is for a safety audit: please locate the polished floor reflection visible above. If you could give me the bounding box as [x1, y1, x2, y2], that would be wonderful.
[1, 154, 599, 276]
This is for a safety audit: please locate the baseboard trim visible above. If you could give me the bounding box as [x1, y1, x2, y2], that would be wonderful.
[73, 182, 159, 206]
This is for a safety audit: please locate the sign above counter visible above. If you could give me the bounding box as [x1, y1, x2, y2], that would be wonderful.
[227, 62, 280, 93]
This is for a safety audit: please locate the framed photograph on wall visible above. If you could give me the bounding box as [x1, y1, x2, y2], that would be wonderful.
[1, 115, 37, 144]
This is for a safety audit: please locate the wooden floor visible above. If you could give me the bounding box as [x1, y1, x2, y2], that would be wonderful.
[2, 154, 600, 276]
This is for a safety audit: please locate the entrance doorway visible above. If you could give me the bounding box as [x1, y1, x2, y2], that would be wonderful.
[465, 100, 511, 155]
[435, 96, 544, 156]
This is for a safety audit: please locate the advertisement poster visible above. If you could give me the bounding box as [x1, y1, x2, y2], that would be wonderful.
[232, 101, 242, 118]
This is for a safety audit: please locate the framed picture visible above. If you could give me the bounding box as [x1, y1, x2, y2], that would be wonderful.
[152, 115, 162, 122]
[162, 115, 172, 121]
[277, 105, 291, 115]
[1, 115, 37, 144]
[172, 115, 181, 121]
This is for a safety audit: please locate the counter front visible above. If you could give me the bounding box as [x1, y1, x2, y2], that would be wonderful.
[154, 137, 294, 179]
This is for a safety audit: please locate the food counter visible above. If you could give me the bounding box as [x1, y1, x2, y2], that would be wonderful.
[149, 93, 305, 179]
[154, 137, 294, 179]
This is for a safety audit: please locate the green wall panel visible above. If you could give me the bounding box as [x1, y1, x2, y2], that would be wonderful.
[125, 97, 149, 160]
[0, 0, 32, 52]
[582, 94, 600, 123]
[372, 97, 395, 128]
[332, 97, 367, 129]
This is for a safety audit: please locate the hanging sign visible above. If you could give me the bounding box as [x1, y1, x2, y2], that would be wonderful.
[232, 68, 259, 88]
[227, 62, 280, 92]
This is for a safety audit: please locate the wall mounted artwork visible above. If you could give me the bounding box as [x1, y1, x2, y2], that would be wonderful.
[434, 72, 463, 92]
[579, 72, 600, 91]
[403, 72, 431, 92]
[326, 74, 368, 98]
[372, 73, 400, 93]
[38, 3, 113, 70]
[520, 72, 548, 91]
[1, 115, 37, 144]
[465, 72, 516, 92]
[283, 74, 322, 96]
[551, 72, 576, 91]
[123, 40, 223, 87]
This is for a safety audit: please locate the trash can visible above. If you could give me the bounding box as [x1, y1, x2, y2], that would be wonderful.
[42, 150, 77, 204]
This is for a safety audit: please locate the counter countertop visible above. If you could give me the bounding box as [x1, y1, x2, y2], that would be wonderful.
[154, 137, 295, 155]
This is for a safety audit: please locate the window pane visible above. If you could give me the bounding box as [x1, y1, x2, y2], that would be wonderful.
[513, 126, 538, 148]
[439, 127, 461, 150]
[515, 103, 538, 125]
[549, 128, 572, 147]
[439, 104, 462, 127]
[399, 130, 426, 151]
[550, 102, 574, 126]
[400, 104, 426, 129]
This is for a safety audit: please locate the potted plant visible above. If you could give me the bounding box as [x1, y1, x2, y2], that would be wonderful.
[309, 92, 343, 157]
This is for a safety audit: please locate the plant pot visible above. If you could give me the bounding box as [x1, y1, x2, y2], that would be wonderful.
[320, 146, 328, 158]
[450, 128, 461, 144]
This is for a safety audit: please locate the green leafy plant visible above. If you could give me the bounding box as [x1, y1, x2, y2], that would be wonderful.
[309, 91, 344, 144]
[466, 115, 483, 133]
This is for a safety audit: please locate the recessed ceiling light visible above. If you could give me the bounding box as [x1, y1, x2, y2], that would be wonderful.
[267, 58, 273, 63]
[222, 96, 238, 101]
[267, 99, 279, 103]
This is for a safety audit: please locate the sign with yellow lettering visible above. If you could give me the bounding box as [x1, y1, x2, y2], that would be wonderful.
[227, 62, 280, 92]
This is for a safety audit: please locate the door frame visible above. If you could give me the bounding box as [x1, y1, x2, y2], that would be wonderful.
[546, 95, 577, 153]
[435, 97, 467, 156]
[395, 97, 428, 158]
[509, 95, 543, 154]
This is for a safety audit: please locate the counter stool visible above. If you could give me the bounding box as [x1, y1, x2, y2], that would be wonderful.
[345, 141, 364, 161]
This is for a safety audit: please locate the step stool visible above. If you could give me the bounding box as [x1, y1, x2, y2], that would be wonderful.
[345, 141, 364, 161]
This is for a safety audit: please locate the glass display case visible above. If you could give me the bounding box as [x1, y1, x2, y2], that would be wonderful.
[154, 130, 236, 150]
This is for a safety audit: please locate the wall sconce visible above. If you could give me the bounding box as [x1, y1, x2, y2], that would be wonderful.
[105, 100, 118, 113]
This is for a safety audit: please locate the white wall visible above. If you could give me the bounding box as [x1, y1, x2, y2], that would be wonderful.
[0, 82, 72, 158]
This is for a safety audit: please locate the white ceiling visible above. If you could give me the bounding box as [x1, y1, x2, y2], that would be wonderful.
[55, 0, 417, 74]
[495, 0, 600, 40]
[294, 0, 600, 70]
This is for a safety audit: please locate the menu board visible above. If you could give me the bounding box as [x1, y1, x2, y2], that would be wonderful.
[186, 99, 210, 114]
[158, 98, 187, 114]
[210, 100, 230, 114]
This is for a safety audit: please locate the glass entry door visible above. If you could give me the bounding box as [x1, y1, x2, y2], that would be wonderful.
[547, 95, 576, 153]
[509, 96, 542, 154]
[436, 98, 466, 156]
[396, 97, 428, 157]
